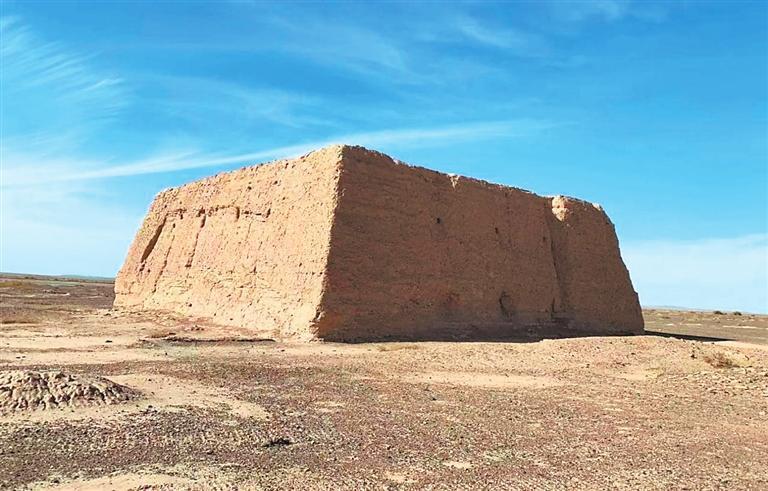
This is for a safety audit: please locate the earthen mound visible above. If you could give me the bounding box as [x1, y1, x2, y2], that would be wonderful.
[0, 370, 139, 412]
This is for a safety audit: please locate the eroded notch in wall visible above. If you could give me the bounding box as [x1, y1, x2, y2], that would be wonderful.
[139, 217, 167, 264]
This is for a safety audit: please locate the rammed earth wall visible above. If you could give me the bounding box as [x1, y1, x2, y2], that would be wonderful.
[116, 145, 643, 341]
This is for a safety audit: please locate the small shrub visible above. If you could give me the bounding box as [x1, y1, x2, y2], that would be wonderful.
[733, 311, 742, 316]
[703, 352, 735, 368]
[703, 351, 750, 369]
[713, 310, 724, 315]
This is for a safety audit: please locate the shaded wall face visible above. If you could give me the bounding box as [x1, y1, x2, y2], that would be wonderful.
[115, 151, 342, 339]
[547, 197, 644, 332]
[318, 149, 643, 341]
[319, 151, 564, 340]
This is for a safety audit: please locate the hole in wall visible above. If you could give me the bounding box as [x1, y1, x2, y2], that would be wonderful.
[436, 217, 442, 224]
[499, 292, 513, 318]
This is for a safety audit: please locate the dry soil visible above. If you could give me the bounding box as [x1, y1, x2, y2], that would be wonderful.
[0, 274, 766, 490]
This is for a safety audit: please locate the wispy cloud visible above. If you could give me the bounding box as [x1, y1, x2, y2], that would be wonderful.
[623, 234, 768, 314]
[140, 75, 335, 129]
[2, 119, 561, 185]
[167, 4, 411, 79]
[0, 16, 128, 128]
[252, 13, 414, 82]
[545, 0, 670, 24]
[453, 16, 550, 57]
[547, 0, 633, 23]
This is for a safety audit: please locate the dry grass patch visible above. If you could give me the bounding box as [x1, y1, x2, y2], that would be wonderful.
[0, 307, 44, 325]
[145, 328, 177, 339]
[0, 280, 40, 291]
[376, 343, 421, 352]
[703, 351, 751, 369]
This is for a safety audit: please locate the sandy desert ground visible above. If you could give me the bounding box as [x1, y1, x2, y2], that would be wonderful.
[0, 274, 766, 490]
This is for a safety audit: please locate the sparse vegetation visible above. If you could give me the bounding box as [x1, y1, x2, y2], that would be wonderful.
[145, 329, 178, 339]
[0, 307, 43, 325]
[703, 351, 751, 369]
[0, 273, 766, 489]
[376, 343, 421, 352]
[703, 352, 735, 368]
[0, 280, 41, 292]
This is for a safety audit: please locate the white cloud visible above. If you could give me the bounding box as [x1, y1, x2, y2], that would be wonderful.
[139, 75, 335, 129]
[261, 15, 413, 80]
[0, 16, 563, 278]
[2, 119, 562, 185]
[545, 0, 670, 24]
[623, 234, 768, 314]
[0, 16, 128, 127]
[548, 0, 632, 23]
[453, 16, 550, 57]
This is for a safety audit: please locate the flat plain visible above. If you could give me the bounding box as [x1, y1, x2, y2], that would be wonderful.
[0, 274, 766, 490]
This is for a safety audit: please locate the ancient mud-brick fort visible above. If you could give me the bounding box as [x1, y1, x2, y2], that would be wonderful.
[115, 145, 643, 341]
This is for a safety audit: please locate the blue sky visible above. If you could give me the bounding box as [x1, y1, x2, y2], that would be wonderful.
[1, 1, 766, 313]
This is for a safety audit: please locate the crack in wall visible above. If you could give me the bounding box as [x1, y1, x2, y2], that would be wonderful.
[150, 221, 177, 295]
[545, 199, 568, 322]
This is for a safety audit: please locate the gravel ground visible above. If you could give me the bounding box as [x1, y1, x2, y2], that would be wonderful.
[0, 274, 766, 490]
